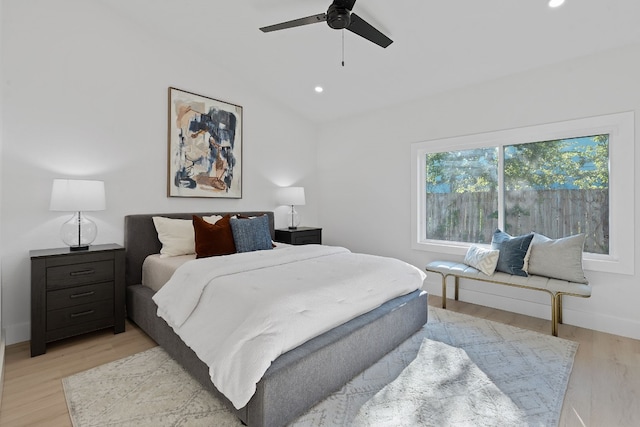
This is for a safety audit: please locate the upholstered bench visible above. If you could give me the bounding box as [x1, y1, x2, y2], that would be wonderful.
[425, 260, 592, 336]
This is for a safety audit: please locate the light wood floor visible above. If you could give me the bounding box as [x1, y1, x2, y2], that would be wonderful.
[1, 296, 639, 426]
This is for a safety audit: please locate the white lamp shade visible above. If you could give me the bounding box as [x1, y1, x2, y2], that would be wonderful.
[277, 187, 306, 206]
[50, 179, 106, 212]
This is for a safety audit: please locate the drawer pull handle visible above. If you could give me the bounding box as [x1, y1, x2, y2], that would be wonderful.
[70, 291, 95, 299]
[70, 310, 95, 318]
[70, 269, 95, 277]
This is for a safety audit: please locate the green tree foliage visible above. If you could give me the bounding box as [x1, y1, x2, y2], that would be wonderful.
[426, 148, 498, 193]
[504, 135, 609, 190]
[426, 135, 609, 192]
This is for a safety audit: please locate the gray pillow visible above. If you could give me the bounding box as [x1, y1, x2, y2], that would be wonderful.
[491, 229, 534, 277]
[230, 215, 273, 253]
[528, 233, 588, 283]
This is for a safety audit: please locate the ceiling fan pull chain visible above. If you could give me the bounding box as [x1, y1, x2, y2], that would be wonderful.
[342, 29, 345, 67]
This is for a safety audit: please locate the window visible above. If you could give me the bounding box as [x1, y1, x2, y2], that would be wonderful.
[411, 112, 635, 275]
[425, 148, 498, 244]
[504, 136, 609, 254]
[424, 136, 609, 254]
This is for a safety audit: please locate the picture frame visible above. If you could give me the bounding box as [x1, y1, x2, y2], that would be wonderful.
[167, 87, 243, 198]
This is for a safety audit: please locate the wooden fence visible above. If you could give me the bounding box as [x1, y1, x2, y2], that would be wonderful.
[425, 189, 608, 254]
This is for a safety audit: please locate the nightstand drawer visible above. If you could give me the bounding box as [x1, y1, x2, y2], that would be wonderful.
[46, 260, 114, 289]
[291, 230, 322, 244]
[46, 300, 114, 331]
[275, 227, 322, 245]
[47, 282, 114, 311]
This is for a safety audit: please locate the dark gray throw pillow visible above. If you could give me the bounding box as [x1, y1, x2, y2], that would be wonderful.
[491, 229, 534, 277]
[230, 215, 273, 253]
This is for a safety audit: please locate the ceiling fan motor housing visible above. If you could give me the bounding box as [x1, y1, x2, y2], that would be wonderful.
[326, 5, 351, 29]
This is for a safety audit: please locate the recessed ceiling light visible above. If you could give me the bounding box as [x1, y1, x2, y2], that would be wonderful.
[314, 86, 324, 93]
[548, 0, 565, 8]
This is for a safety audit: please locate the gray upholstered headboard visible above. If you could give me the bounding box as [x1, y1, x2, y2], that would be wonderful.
[123, 211, 275, 287]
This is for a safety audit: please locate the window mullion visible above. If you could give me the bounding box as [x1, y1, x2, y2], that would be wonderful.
[497, 145, 505, 231]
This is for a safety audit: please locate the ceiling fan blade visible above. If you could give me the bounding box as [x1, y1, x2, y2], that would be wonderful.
[260, 13, 327, 33]
[335, 0, 357, 11]
[346, 13, 393, 48]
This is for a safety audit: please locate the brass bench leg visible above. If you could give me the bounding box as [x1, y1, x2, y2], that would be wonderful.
[557, 294, 563, 325]
[551, 294, 559, 337]
[454, 276, 459, 301]
[441, 274, 447, 309]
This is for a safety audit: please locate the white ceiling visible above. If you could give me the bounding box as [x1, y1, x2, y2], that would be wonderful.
[98, 0, 640, 123]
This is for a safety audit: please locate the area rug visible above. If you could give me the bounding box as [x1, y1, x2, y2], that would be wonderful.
[63, 308, 577, 426]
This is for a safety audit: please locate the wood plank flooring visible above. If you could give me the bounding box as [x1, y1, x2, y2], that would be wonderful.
[1, 297, 638, 426]
[0, 320, 156, 426]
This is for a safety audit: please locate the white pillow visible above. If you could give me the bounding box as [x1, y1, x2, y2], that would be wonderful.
[203, 215, 223, 224]
[464, 245, 500, 276]
[152, 215, 222, 257]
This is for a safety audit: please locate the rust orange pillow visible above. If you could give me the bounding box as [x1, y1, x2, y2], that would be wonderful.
[192, 215, 236, 258]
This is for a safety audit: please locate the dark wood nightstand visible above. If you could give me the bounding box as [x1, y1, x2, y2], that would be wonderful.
[275, 227, 322, 245]
[30, 243, 125, 357]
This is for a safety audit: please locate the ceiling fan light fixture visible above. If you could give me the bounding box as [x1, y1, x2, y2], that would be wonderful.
[326, 5, 351, 29]
[314, 86, 324, 93]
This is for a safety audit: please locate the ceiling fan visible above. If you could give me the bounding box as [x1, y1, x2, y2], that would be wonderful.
[259, 0, 393, 48]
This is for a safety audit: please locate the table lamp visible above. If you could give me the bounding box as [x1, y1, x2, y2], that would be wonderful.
[277, 187, 305, 229]
[50, 179, 106, 251]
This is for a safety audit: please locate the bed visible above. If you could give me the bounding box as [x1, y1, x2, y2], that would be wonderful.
[124, 211, 428, 427]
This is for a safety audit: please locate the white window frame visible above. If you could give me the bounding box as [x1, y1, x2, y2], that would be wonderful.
[411, 112, 635, 275]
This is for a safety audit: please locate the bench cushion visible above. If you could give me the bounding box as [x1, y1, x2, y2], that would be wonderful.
[426, 261, 591, 297]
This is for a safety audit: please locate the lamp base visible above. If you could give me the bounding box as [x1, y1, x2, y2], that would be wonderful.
[60, 212, 98, 249]
[288, 205, 301, 230]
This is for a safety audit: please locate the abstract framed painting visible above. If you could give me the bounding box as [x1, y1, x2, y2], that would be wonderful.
[167, 87, 242, 198]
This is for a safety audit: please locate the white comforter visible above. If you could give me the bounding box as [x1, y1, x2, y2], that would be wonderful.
[152, 245, 426, 409]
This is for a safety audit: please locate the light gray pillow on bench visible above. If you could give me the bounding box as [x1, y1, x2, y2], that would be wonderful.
[528, 233, 588, 284]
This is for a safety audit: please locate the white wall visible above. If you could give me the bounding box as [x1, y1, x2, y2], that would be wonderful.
[318, 43, 640, 340]
[0, 0, 320, 344]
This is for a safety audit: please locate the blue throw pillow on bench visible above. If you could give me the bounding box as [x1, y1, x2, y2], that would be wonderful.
[491, 229, 534, 277]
